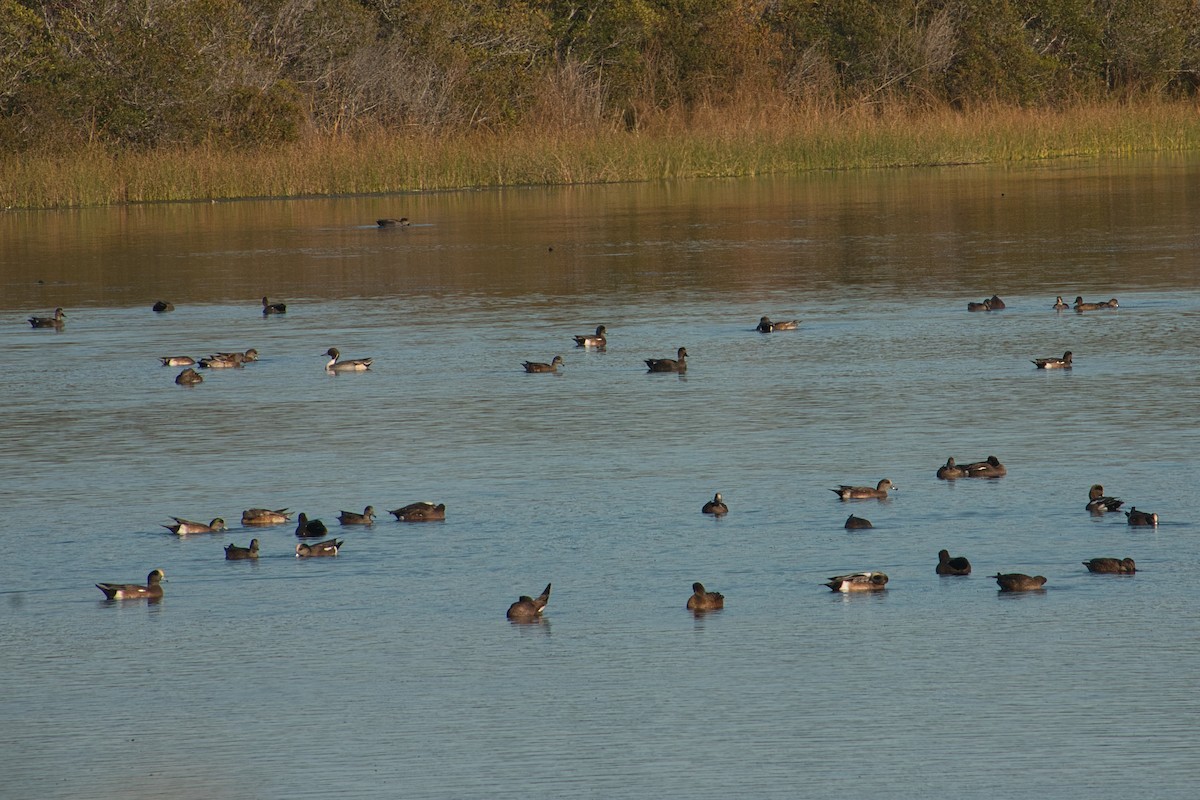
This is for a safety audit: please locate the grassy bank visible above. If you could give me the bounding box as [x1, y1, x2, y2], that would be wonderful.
[3, 101, 1198, 210]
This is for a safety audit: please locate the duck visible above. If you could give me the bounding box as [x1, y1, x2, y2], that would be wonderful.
[1086, 484, 1123, 514]
[1053, 296, 1070, 309]
[1125, 507, 1159, 526]
[390, 502, 446, 521]
[295, 538, 343, 557]
[936, 457, 970, 479]
[212, 348, 258, 363]
[152, 300, 174, 313]
[294, 512, 329, 538]
[844, 514, 873, 529]
[160, 356, 196, 366]
[96, 569, 165, 601]
[522, 355, 564, 373]
[1083, 557, 1136, 574]
[175, 368, 203, 385]
[988, 295, 1006, 309]
[701, 492, 729, 515]
[645, 347, 687, 372]
[324, 347, 373, 372]
[687, 582, 725, 611]
[506, 583, 551, 621]
[1100, 298, 1119, 308]
[756, 316, 799, 332]
[825, 572, 889, 592]
[163, 516, 226, 535]
[28, 307, 66, 328]
[573, 325, 607, 348]
[198, 352, 244, 369]
[830, 479, 895, 500]
[1073, 296, 1103, 312]
[377, 217, 410, 227]
[994, 573, 1047, 591]
[1032, 351, 1073, 369]
[338, 506, 376, 526]
[261, 296, 287, 315]
[224, 539, 260, 560]
[962, 455, 1006, 478]
[936, 549, 972, 576]
[242, 507, 293, 526]
[966, 299, 991, 312]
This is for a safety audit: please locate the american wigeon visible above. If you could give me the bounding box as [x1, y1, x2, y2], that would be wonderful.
[96, 569, 165, 600]
[198, 352, 243, 369]
[1083, 557, 1136, 574]
[160, 356, 196, 366]
[844, 514, 873, 529]
[573, 325, 607, 347]
[1086, 484, 1123, 514]
[163, 516, 226, 535]
[645, 347, 688, 372]
[756, 316, 799, 332]
[1073, 296, 1103, 311]
[242, 507, 293, 526]
[825, 572, 888, 592]
[507, 583, 551, 621]
[988, 295, 1006, 309]
[993, 573, 1047, 591]
[390, 502, 446, 521]
[1125, 507, 1159, 526]
[522, 355, 564, 373]
[152, 300, 174, 313]
[1032, 351, 1073, 369]
[175, 368, 203, 385]
[28, 307, 66, 328]
[936, 549, 972, 576]
[962, 456, 1006, 478]
[294, 512, 329, 538]
[225, 539, 260, 560]
[936, 457, 970, 479]
[377, 217, 410, 227]
[324, 347, 373, 372]
[702, 493, 729, 515]
[213, 348, 258, 363]
[1053, 296, 1070, 309]
[831, 479, 894, 500]
[338, 506, 376, 525]
[687, 582, 725, 611]
[967, 299, 991, 312]
[262, 296, 287, 315]
[295, 538, 343, 557]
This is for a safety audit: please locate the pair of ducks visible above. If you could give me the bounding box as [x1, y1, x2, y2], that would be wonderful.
[221, 537, 346, 558]
[1087, 484, 1159, 525]
[1058, 295, 1118, 311]
[935, 456, 1007, 479]
[967, 295, 1006, 312]
[160, 349, 259, 368]
[504, 582, 726, 621]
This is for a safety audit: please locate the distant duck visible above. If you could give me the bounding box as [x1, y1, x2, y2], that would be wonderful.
[160, 356, 196, 366]
[831, 479, 895, 500]
[198, 352, 244, 369]
[756, 316, 799, 332]
[1125, 507, 1159, 526]
[295, 538, 343, 557]
[936, 457, 970, 480]
[377, 217, 409, 227]
[522, 355, 564, 373]
[844, 514, 873, 529]
[573, 325, 607, 348]
[338, 506, 376, 526]
[175, 368, 203, 385]
[28, 307, 66, 328]
[1100, 298, 1119, 308]
[994, 573, 1047, 591]
[988, 295, 1006, 309]
[1032, 351, 1073, 369]
[962, 456, 1006, 478]
[96, 569, 165, 601]
[1073, 296, 1103, 311]
[152, 300, 174, 313]
[506, 583, 551, 621]
[687, 582, 725, 611]
[1083, 557, 1136, 574]
[1053, 296, 1070, 309]
[645, 347, 687, 372]
[242, 508, 293, 526]
[213, 348, 258, 362]
[224, 539, 260, 560]
[936, 549, 972, 576]
[261, 296, 287, 315]
[967, 299, 991, 312]
[324, 347, 373, 372]
[824, 572, 888, 592]
[163, 516, 226, 535]
[294, 512, 329, 538]
[390, 502, 446, 521]
[1086, 484, 1123, 514]
[702, 492, 729, 515]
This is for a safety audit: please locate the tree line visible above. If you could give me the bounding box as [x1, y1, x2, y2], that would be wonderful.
[2, 0, 1197, 152]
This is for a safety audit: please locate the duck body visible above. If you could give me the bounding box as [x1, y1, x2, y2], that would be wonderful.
[522, 355, 564, 373]
[152, 300, 174, 313]
[967, 299, 991, 312]
[756, 316, 799, 332]
[160, 356, 196, 366]
[295, 538, 343, 557]
[338, 506, 376, 525]
[96, 569, 165, 601]
[1032, 351, 1073, 369]
[831, 479, 894, 500]
[175, 368, 203, 385]
[994, 573, 1047, 591]
[936, 457, 969, 479]
[988, 295, 1006, 309]
[936, 549, 972, 575]
[507, 583, 551, 621]
[645, 347, 688, 373]
[1073, 296, 1103, 311]
[262, 296, 287, 315]
[324, 347, 372, 372]
[825, 572, 888, 592]
[844, 514, 873, 529]
[1126, 507, 1159, 526]
[198, 353, 244, 369]
[1083, 557, 1136, 574]
[390, 502, 446, 521]
[225, 539, 260, 560]
[163, 516, 225, 535]
[294, 513, 329, 538]
[28, 308, 66, 328]
[213, 348, 258, 363]
[687, 582, 725, 611]
[1086, 484, 1123, 514]
[962, 456, 1006, 478]
[377, 217, 410, 227]
[242, 507, 293, 526]
[573, 325, 607, 348]
[702, 493, 729, 515]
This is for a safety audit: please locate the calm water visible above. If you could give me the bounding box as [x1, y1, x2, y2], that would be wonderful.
[3, 156, 1199, 798]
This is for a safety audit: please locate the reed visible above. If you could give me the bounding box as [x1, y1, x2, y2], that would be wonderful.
[3, 101, 1198, 209]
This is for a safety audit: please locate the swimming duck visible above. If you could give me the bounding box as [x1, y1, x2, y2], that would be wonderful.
[831, 479, 895, 500]
[687, 582, 725, 611]
[242, 507, 293, 526]
[645, 347, 688, 373]
[389, 502, 446, 521]
[573, 325, 607, 348]
[966, 299, 991, 312]
[506, 583, 551, 621]
[1032, 351, 1073, 369]
[962, 456, 1006, 478]
[294, 512, 329, 538]
[212, 348, 258, 363]
[96, 569, 165, 600]
[198, 352, 244, 369]
[262, 296, 287, 315]
[756, 316, 799, 332]
[1083, 557, 1136, 574]
[377, 217, 410, 227]
[936, 457, 970, 479]
[1100, 298, 1119, 308]
[844, 514, 873, 529]
[1073, 296, 1103, 312]
[825, 572, 889, 592]
[993, 573, 1047, 591]
[988, 295, 1006, 309]
[936, 549, 972, 576]
[160, 356, 196, 366]
[163, 516, 226, 535]
[1053, 296, 1070, 309]
[1125, 507, 1159, 526]
[338, 506, 376, 526]
[152, 300, 174, 313]
[175, 368, 203, 385]
[28, 308, 66, 328]
[702, 492, 729, 515]
[295, 538, 343, 557]
[1086, 484, 1123, 514]
[324, 347, 373, 372]
[522, 355, 564, 373]
[224, 539, 260, 560]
